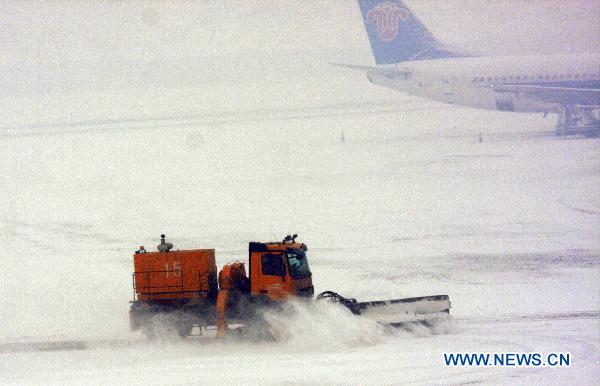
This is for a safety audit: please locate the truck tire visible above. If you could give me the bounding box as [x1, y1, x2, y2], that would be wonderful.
[175, 319, 194, 337]
[141, 312, 186, 340]
[141, 322, 157, 340]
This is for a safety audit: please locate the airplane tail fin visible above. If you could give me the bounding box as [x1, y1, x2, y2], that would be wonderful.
[357, 0, 467, 64]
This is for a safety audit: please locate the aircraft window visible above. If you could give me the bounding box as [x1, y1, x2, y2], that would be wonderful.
[545, 75, 550, 79]
[552, 75, 557, 79]
[509, 76, 514, 80]
[566, 74, 572, 78]
[559, 74, 564, 79]
[501, 77, 506, 81]
[574, 74, 579, 78]
[487, 77, 492, 81]
[539, 75, 543, 80]
[516, 76, 520, 80]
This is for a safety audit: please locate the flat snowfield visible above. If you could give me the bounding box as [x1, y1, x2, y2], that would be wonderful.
[0, 106, 598, 385]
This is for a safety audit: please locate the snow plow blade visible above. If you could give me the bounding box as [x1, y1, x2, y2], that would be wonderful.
[316, 291, 450, 326]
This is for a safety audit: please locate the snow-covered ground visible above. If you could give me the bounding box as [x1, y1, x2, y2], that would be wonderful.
[1, 1, 599, 382]
[0, 99, 598, 384]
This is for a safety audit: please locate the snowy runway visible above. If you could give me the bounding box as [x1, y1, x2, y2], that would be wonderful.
[0, 106, 598, 384]
[1, 311, 597, 385]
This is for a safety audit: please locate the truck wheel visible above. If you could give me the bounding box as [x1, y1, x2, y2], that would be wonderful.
[141, 323, 157, 340]
[141, 313, 182, 340]
[175, 319, 194, 337]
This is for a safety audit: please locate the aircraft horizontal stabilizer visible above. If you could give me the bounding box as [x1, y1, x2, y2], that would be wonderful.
[331, 62, 412, 78]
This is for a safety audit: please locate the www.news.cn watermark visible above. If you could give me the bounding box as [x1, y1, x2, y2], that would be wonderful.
[444, 352, 571, 367]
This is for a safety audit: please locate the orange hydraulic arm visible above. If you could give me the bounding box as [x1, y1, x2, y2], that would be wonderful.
[215, 263, 248, 338]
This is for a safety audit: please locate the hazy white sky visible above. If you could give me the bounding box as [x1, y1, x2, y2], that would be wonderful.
[0, 1, 598, 100]
[1, 0, 597, 64]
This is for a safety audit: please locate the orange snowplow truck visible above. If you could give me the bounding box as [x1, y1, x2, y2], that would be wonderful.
[129, 234, 314, 338]
[130, 234, 450, 339]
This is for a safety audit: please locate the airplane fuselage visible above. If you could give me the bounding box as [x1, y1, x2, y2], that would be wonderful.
[367, 53, 600, 113]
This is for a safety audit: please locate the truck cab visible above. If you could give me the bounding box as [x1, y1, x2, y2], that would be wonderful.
[248, 236, 314, 301]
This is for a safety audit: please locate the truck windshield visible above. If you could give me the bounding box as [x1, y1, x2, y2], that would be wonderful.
[286, 251, 311, 278]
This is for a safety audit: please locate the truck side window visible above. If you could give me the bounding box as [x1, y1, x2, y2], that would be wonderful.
[261, 254, 286, 276]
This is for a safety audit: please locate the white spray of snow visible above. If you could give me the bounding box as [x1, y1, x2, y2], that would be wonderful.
[262, 300, 384, 350]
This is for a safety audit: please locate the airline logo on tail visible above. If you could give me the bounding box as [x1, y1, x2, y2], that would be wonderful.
[366, 1, 409, 41]
[358, 0, 466, 64]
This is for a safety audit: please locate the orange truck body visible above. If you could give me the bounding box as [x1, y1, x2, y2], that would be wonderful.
[133, 249, 218, 302]
[130, 236, 314, 337]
